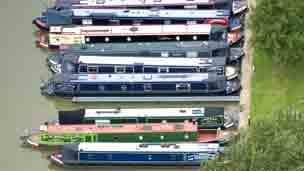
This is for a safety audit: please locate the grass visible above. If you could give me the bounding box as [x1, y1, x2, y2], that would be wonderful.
[251, 50, 304, 118]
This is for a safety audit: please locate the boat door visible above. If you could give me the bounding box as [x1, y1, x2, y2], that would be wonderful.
[134, 64, 144, 73]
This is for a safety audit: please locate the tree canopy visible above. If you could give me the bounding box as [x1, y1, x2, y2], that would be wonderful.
[201, 108, 304, 171]
[251, 0, 304, 64]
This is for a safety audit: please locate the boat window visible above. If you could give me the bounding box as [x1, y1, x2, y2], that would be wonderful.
[186, 51, 198, 58]
[121, 85, 128, 91]
[159, 67, 169, 73]
[115, 66, 126, 73]
[169, 67, 196, 73]
[78, 64, 88, 73]
[144, 84, 152, 92]
[88, 65, 98, 73]
[80, 84, 99, 91]
[99, 85, 105, 91]
[125, 67, 134, 73]
[144, 67, 158, 73]
[99, 66, 115, 73]
[176, 83, 191, 92]
[161, 51, 169, 57]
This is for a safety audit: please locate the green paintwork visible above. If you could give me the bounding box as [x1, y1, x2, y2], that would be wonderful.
[37, 131, 198, 146]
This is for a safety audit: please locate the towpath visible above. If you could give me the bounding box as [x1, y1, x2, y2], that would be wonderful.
[239, 0, 256, 129]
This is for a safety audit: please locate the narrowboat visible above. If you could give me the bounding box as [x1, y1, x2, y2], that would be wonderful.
[33, 8, 241, 31]
[23, 121, 232, 148]
[54, 0, 247, 14]
[35, 24, 236, 48]
[49, 41, 244, 63]
[56, 107, 232, 129]
[40, 73, 241, 97]
[47, 55, 239, 80]
[50, 142, 222, 166]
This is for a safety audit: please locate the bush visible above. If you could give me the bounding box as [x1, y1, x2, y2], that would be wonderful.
[201, 108, 304, 171]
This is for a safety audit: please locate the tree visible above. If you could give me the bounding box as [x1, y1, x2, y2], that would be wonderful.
[201, 108, 304, 171]
[250, 0, 304, 65]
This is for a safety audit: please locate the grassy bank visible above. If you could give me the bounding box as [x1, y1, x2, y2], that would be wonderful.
[251, 51, 304, 117]
[250, 0, 304, 117]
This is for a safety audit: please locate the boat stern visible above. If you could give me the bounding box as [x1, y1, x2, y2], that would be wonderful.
[233, 0, 248, 15]
[33, 16, 49, 31]
[47, 54, 62, 73]
[50, 153, 64, 166]
[225, 79, 241, 94]
[40, 80, 56, 96]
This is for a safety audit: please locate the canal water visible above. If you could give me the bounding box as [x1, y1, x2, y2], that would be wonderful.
[0, 0, 234, 170]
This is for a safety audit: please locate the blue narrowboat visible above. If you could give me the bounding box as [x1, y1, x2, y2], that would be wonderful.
[54, 0, 247, 15]
[40, 73, 240, 97]
[50, 142, 222, 166]
[33, 8, 241, 31]
[47, 55, 239, 81]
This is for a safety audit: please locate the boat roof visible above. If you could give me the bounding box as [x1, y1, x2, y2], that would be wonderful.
[58, 107, 224, 124]
[55, 0, 231, 8]
[49, 24, 223, 35]
[63, 8, 230, 19]
[83, 107, 223, 118]
[61, 41, 229, 56]
[45, 122, 197, 134]
[69, 56, 227, 67]
[59, 73, 221, 83]
[75, 142, 220, 153]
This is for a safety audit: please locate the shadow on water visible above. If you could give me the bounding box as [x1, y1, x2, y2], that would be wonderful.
[47, 164, 200, 171]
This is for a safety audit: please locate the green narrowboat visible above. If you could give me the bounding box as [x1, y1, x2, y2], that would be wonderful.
[57, 107, 232, 129]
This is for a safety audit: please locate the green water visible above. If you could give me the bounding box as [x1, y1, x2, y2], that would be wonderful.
[0, 1, 233, 170]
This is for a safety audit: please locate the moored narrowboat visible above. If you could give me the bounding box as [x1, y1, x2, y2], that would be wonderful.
[49, 41, 244, 63]
[23, 121, 232, 148]
[57, 107, 231, 129]
[40, 73, 241, 98]
[47, 55, 240, 80]
[36, 24, 233, 48]
[54, 0, 247, 14]
[33, 8, 240, 31]
[50, 142, 222, 166]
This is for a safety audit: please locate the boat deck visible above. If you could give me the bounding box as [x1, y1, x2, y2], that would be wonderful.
[45, 122, 197, 134]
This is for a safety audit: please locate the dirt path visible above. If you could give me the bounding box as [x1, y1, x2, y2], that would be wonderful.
[239, 0, 255, 129]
